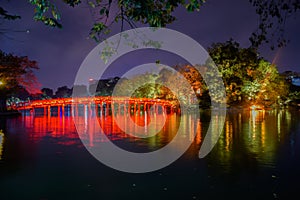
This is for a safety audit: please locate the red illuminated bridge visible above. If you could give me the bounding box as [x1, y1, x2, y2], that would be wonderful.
[13, 97, 179, 115]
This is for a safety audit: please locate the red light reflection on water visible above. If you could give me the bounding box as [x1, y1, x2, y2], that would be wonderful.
[20, 110, 189, 149]
[22, 114, 79, 146]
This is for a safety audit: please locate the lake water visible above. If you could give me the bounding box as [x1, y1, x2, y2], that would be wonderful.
[0, 108, 300, 199]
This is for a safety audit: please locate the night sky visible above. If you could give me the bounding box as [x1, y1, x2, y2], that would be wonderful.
[1, 0, 300, 91]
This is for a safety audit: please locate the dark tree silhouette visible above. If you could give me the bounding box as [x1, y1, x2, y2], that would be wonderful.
[54, 86, 72, 98]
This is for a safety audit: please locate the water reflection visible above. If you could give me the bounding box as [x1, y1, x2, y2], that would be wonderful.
[0, 130, 4, 160]
[73, 110, 202, 153]
[212, 109, 297, 172]
[1, 108, 300, 199]
[21, 112, 79, 146]
[1, 108, 298, 168]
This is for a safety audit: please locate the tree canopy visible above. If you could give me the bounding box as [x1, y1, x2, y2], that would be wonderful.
[0, 50, 40, 111]
[249, 0, 300, 49]
[25, 0, 205, 41]
[208, 40, 288, 107]
[1, 0, 300, 48]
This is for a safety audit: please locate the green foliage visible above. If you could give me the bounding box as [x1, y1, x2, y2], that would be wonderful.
[90, 22, 109, 42]
[113, 73, 160, 98]
[29, 0, 62, 28]
[113, 66, 204, 106]
[3, 0, 300, 49]
[243, 60, 288, 107]
[208, 40, 260, 105]
[27, 0, 205, 41]
[157, 67, 193, 103]
[185, 0, 203, 12]
[208, 40, 288, 107]
[288, 91, 300, 104]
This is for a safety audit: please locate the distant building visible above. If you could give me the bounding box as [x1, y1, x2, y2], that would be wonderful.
[292, 77, 300, 87]
[280, 71, 300, 93]
[281, 71, 300, 80]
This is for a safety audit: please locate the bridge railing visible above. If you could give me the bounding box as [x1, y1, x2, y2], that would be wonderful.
[14, 97, 179, 110]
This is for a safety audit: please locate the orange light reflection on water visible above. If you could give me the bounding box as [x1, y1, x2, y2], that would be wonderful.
[0, 130, 4, 160]
[20, 110, 200, 151]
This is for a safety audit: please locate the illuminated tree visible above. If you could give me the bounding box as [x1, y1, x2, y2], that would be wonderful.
[243, 60, 288, 107]
[208, 40, 288, 107]
[113, 73, 160, 98]
[156, 66, 209, 106]
[208, 40, 260, 105]
[158, 68, 191, 102]
[174, 65, 203, 95]
[0, 50, 40, 112]
[112, 67, 200, 106]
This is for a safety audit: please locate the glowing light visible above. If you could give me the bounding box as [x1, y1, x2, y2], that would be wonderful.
[0, 81, 3, 85]
[250, 105, 263, 110]
[13, 96, 177, 115]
